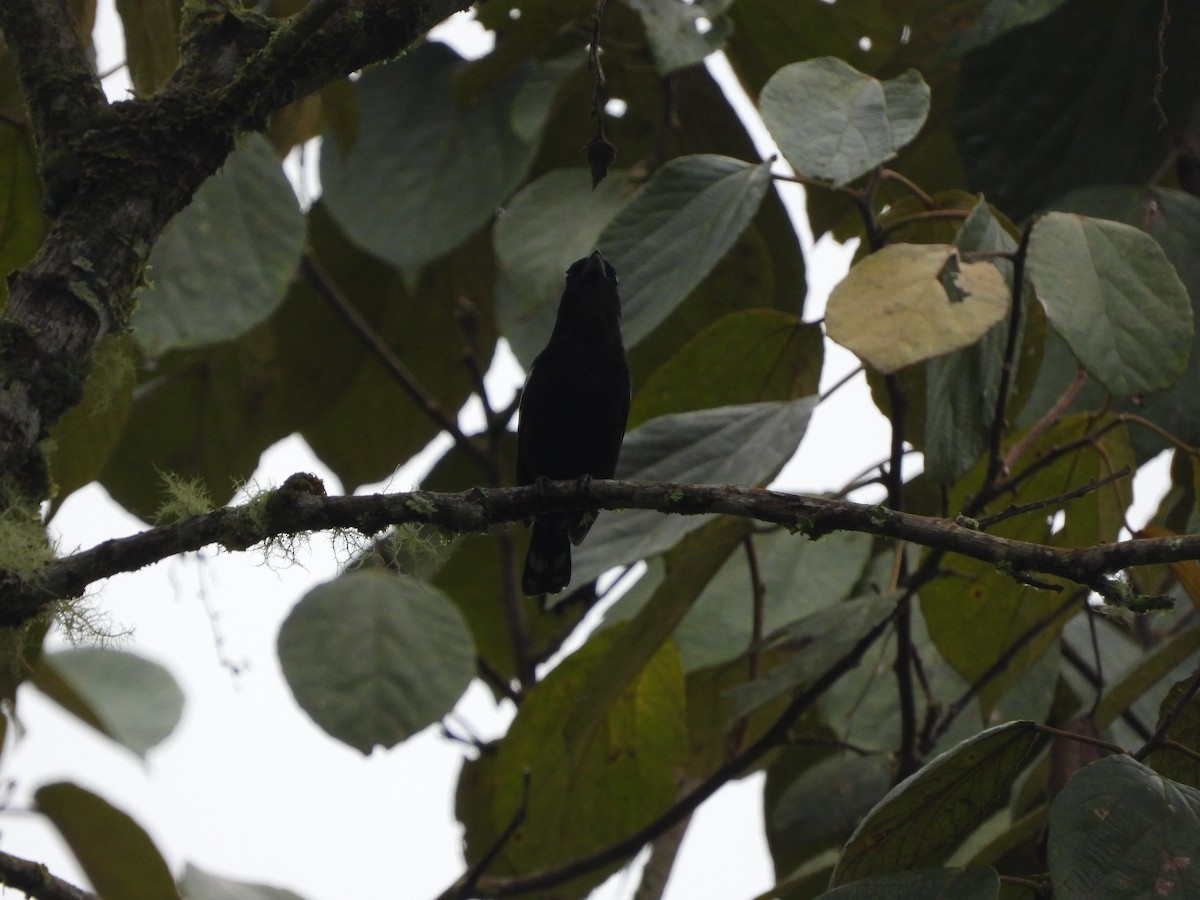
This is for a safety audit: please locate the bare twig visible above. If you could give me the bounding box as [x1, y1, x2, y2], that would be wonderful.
[1034, 722, 1126, 756]
[1134, 668, 1200, 761]
[878, 207, 971, 241]
[985, 222, 1033, 485]
[1000, 370, 1089, 477]
[880, 168, 935, 207]
[300, 254, 492, 475]
[929, 591, 1084, 746]
[975, 467, 1133, 530]
[447, 771, 533, 899]
[0, 849, 96, 900]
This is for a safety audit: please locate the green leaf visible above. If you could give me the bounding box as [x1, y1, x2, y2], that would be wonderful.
[598, 154, 774, 346]
[630, 310, 823, 428]
[277, 570, 474, 753]
[725, 591, 900, 719]
[769, 752, 892, 864]
[1047, 187, 1200, 457]
[36, 781, 179, 900]
[457, 628, 687, 892]
[321, 42, 576, 276]
[115, 0, 179, 93]
[627, 0, 732, 74]
[494, 167, 637, 366]
[667, 527, 875, 672]
[831, 721, 1039, 886]
[567, 518, 751, 758]
[940, 0, 1071, 58]
[1027, 212, 1192, 396]
[819, 867, 1000, 899]
[954, 0, 1200, 221]
[133, 135, 304, 355]
[566, 397, 816, 591]
[31, 647, 184, 757]
[180, 864, 308, 900]
[760, 57, 930, 186]
[923, 201, 1019, 483]
[1048, 755, 1200, 899]
[826, 243, 1010, 373]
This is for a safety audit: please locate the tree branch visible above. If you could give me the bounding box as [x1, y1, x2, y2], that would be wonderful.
[7, 479, 1200, 627]
[0, 849, 96, 900]
[0, 0, 473, 506]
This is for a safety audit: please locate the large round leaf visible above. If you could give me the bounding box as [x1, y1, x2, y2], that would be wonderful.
[825, 243, 1010, 373]
[31, 647, 184, 758]
[321, 42, 576, 276]
[277, 570, 474, 754]
[132, 134, 305, 355]
[1027, 211, 1193, 396]
[760, 57, 930, 186]
[1049, 755, 1200, 899]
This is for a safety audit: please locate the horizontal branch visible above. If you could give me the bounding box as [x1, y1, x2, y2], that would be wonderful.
[0, 848, 96, 900]
[1, 477, 1195, 627]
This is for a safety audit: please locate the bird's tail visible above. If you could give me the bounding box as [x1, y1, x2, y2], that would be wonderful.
[522, 515, 572, 596]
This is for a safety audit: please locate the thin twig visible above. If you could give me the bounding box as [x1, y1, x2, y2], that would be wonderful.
[476, 655, 522, 705]
[0, 849, 96, 900]
[1159, 738, 1200, 765]
[449, 771, 533, 899]
[929, 591, 1084, 746]
[999, 369, 1089, 476]
[1034, 723, 1126, 756]
[730, 534, 767, 753]
[878, 207, 971, 241]
[975, 467, 1133, 530]
[1134, 668, 1200, 761]
[985, 222, 1033, 486]
[976, 415, 1123, 516]
[818, 363, 864, 402]
[300, 253, 492, 474]
[880, 168, 935, 207]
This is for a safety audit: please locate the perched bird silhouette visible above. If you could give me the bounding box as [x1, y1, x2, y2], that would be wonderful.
[517, 250, 631, 596]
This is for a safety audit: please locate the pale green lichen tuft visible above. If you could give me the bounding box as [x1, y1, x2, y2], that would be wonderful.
[0, 507, 57, 573]
[55, 598, 133, 647]
[154, 471, 215, 524]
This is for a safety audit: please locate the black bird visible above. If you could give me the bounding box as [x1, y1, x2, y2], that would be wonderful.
[517, 250, 630, 596]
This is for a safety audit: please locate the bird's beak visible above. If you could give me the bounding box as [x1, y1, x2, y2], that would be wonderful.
[584, 249, 606, 277]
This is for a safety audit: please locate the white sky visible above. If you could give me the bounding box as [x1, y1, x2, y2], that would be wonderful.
[0, 5, 1173, 900]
